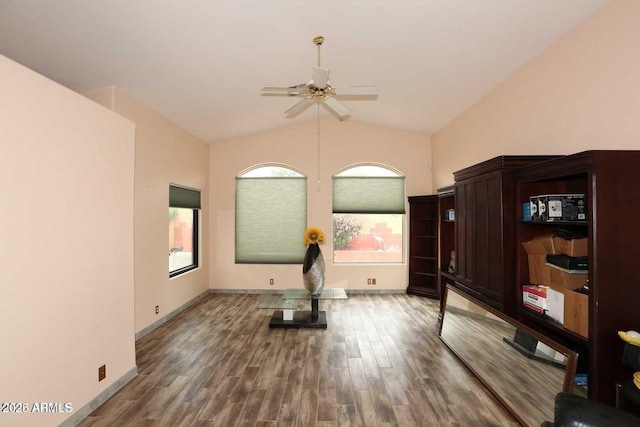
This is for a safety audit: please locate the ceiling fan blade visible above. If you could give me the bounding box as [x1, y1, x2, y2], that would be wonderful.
[285, 98, 315, 118]
[322, 96, 350, 120]
[312, 67, 330, 89]
[333, 86, 378, 96]
[261, 87, 300, 93]
[261, 84, 307, 96]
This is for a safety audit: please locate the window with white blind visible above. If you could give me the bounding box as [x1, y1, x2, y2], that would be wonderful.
[332, 164, 405, 264]
[235, 165, 307, 264]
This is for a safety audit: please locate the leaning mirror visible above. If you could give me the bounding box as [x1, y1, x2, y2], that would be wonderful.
[440, 285, 578, 427]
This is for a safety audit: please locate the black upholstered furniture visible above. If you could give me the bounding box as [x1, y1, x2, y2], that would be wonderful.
[616, 342, 640, 411]
[541, 392, 640, 427]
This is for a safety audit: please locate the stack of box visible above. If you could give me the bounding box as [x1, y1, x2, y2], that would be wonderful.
[522, 233, 589, 337]
[528, 194, 586, 222]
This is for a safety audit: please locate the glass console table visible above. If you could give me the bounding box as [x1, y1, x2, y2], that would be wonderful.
[258, 288, 347, 329]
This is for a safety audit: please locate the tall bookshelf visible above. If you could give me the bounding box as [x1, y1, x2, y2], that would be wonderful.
[407, 195, 439, 298]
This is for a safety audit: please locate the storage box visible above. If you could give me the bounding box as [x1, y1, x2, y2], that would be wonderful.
[522, 285, 564, 323]
[530, 194, 586, 222]
[573, 373, 588, 398]
[523, 285, 547, 312]
[522, 202, 532, 221]
[553, 236, 588, 257]
[530, 200, 539, 221]
[545, 287, 565, 324]
[543, 263, 589, 338]
[522, 235, 556, 284]
[546, 254, 588, 270]
[543, 263, 588, 290]
[563, 288, 589, 338]
[574, 373, 588, 387]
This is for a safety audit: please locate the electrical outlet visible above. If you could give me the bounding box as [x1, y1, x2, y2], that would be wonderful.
[98, 365, 106, 382]
[372, 278, 377, 285]
[367, 278, 372, 285]
[155, 305, 159, 315]
[269, 278, 274, 285]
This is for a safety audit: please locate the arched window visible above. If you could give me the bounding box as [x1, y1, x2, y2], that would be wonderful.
[332, 164, 405, 263]
[235, 164, 307, 263]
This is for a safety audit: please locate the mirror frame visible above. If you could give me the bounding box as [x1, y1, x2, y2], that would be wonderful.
[439, 284, 578, 426]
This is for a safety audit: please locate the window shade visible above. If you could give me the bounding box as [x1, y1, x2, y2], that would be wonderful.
[236, 177, 307, 264]
[333, 176, 405, 213]
[169, 185, 201, 209]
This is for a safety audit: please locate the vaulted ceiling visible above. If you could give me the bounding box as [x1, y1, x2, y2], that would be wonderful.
[0, 0, 609, 143]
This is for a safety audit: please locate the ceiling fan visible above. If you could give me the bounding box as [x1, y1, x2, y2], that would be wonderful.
[261, 36, 378, 121]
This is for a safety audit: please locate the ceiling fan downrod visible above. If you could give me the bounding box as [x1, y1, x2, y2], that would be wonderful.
[313, 36, 324, 67]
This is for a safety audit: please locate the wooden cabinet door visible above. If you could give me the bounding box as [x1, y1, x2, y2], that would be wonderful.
[455, 171, 505, 309]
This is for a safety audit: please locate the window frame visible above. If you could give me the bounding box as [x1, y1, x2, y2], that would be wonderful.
[169, 185, 201, 278]
[332, 163, 406, 265]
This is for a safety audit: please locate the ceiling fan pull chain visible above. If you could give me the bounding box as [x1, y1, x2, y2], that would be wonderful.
[317, 100, 321, 188]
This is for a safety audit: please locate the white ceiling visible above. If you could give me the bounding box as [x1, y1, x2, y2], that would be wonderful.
[0, 0, 609, 144]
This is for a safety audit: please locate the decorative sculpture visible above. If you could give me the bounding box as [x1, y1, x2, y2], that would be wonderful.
[302, 227, 326, 296]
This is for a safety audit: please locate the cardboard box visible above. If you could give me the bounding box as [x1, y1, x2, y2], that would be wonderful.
[543, 263, 588, 290]
[564, 288, 589, 338]
[543, 263, 589, 338]
[553, 236, 588, 257]
[522, 235, 556, 284]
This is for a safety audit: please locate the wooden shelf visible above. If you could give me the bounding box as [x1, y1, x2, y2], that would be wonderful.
[411, 255, 437, 260]
[407, 195, 439, 299]
[440, 271, 456, 281]
[518, 306, 589, 346]
[437, 188, 456, 318]
[513, 150, 640, 405]
[520, 220, 588, 226]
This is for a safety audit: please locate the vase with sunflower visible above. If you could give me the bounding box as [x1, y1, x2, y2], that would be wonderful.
[302, 226, 326, 296]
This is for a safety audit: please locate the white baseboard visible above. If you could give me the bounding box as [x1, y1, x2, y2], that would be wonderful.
[208, 288, 406, 295]
[59, 367, 137, 427]
[135, 289, 210, 341]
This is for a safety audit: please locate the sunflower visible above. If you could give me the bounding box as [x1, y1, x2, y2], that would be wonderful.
[302, 227, 326, 245]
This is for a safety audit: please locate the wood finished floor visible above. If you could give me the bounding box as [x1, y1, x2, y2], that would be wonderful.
[78, 293, 519, 427]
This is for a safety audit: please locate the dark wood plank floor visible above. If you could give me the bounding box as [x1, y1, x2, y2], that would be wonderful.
[78, 293, 519, 427]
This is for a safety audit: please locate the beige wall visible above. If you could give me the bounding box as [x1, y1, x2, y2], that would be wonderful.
[84, 87, 210, 334]
[0, 56, 136, 426]
[210, 119, 431, 291]
[432, 0, 640, 189]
